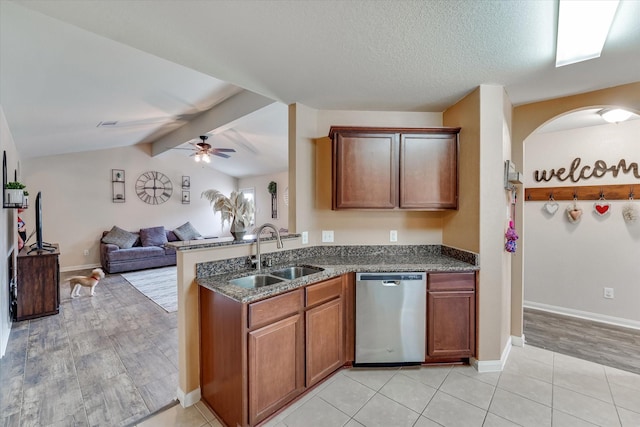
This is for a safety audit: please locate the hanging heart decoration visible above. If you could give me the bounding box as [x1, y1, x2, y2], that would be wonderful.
[566, 203, 582, 223]
[594, 202, 611, 216]
[622, 202, 638, 223]
[543, 201, 559, 215]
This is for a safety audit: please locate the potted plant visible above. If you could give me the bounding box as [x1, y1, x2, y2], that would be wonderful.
[5, 181, 26, 205]
[22, 190, 29, 207]
[202, 189, 255, 241]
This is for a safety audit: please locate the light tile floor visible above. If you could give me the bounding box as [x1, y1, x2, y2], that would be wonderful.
[137, 345, 640, 427]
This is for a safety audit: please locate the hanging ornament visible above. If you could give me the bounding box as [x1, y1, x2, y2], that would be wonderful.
[505, 220, 518, 253]
[622, 192, 638, 224]
[543, 194, 559, 215]
[622, 203, 638, 223]
[593, 193, 611, 216]
[566, 199, 582, 223]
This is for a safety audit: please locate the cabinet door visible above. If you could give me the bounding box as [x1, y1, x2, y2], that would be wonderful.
[16, 250, 60, 321]
[427, 291, 475, 358]
[400, 133, 457, 209]
[333, 132, 398, 209]
[306, 298, 344, 387]
[248, 314, 304, 425]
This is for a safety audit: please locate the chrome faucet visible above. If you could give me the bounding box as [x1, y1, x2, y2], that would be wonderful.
[254, 223, 283, 271]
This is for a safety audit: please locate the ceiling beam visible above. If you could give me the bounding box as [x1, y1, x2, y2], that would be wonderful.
[151, 89, 276, 156]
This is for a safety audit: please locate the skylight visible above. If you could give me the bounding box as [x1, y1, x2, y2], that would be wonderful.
[556, 0, 620, 67]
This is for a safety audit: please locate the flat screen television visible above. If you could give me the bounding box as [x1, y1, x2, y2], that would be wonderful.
[29, 191, 54, 253]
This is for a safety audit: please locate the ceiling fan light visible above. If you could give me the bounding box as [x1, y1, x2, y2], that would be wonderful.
[194, 154, 201, 162]
[599, 108, 633, 123]
[203, 154, 211, 163]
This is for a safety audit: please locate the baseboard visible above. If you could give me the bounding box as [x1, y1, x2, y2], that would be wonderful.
[60, 263, 101, 273]
[177, 387, 201, 407]
[524, 301, 640, 331]
[471, 339, 512, 373]
[511, 334, 525, 347]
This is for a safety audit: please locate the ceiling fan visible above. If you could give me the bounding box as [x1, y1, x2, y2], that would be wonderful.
[175, 135, 236, 163]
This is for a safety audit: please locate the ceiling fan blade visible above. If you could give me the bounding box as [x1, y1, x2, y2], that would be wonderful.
[213, 152, 231, 158]
[212, 148, 236, 153]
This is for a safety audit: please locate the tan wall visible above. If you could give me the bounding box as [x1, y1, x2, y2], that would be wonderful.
[443, 85, 514, 362]
[442, 88, 481, 253]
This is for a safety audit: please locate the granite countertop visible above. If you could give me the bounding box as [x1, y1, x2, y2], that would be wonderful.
[196, 253, 478, 304]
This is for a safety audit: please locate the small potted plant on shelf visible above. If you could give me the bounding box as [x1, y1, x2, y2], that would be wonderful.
[202, 189, 255, 241]
[5, 181, 26, 205]
[22, 190, 29, 207]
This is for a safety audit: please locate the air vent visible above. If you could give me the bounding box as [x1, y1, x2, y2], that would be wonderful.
[97, 121, 118, 127]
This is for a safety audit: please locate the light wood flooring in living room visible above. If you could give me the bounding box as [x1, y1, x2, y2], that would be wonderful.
[0, 269, 178, 427]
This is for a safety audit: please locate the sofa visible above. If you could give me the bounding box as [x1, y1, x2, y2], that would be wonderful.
[100, 223, 201, 274]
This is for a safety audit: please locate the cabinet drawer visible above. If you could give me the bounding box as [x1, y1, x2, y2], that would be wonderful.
[428, 272, 475, 291]
[248, 289, 304, 329]
[306, 276, 342, 307]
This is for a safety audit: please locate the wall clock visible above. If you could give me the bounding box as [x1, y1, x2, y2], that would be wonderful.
[135, 171, 173, 204]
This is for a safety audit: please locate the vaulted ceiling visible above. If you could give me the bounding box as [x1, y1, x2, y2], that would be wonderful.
[1, 1, 639, 177]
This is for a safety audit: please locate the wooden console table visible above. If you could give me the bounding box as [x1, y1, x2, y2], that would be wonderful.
[16, 244, 60, 321]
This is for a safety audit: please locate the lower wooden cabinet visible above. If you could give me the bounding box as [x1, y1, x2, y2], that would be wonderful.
[306, 298, 344, 387]
[248, 314, 305, 425]
[16, 245, 60, 321]
[426, 272, 476, 360]
[200, 275, 346, 427]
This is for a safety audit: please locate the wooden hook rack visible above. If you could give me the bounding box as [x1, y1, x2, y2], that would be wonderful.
[525, 184, 639, 201]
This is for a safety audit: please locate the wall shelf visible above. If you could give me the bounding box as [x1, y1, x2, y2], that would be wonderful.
[525, 184, 639, 201]
[112, 169, 125, 203]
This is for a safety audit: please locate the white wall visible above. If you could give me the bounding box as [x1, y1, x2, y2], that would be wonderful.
[22, 144, 237, 270]
[238, 170, 289, 231]
[1, 106, 18, 357]
[524, 119, 640, 326]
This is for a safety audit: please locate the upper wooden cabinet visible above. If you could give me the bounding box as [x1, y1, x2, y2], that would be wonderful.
[329, 126, 460, 210]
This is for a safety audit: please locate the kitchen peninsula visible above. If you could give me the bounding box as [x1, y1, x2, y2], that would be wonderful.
[172, 236, 478, 426]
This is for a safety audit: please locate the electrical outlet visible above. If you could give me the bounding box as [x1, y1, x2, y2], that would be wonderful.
[390, 230, 398, 242]
[301, 231, 309, 244]
[321, 230, 334, 243]
[603, 287, 614, 299]
[83, 249, 89, 256]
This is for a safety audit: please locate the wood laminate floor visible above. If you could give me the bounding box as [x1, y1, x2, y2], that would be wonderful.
[524, 307, 640, 375]
[0, 269, 178, 427]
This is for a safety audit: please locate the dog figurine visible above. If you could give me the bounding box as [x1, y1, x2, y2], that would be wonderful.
[69, 268, 105, 298]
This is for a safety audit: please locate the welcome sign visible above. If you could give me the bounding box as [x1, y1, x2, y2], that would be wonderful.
[533, 157, 640, 183]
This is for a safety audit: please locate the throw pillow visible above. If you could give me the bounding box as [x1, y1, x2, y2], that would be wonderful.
[140, 226, 168, 247]
[173, 222, 202, 240]
[102, 226, 138, 249]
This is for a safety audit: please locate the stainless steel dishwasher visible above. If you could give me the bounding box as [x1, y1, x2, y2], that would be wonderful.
[355, 272, 426, 365]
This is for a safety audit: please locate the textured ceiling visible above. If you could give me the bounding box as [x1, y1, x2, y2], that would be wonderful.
[1, 0, 639, 176]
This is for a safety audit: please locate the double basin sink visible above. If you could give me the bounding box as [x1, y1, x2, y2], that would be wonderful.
[229, 265, 325, 289]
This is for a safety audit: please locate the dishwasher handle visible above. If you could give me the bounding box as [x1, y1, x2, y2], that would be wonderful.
[382, 280, 400, 286]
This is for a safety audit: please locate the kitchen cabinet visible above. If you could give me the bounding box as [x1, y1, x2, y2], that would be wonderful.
[426, 272, 476, 360]
[305, 277, 344, 386]
[200, 275, 346, 427]
[249, 313, 304, 425]
[329, 126, 460, 210]
[246, 290, 305, 425]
